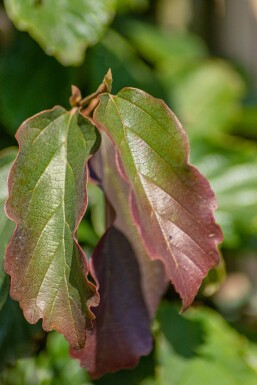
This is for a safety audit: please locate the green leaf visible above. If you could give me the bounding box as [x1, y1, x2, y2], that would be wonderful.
[4, 0, 116, 66]
[170, 60, 245, 137]
[5, 106, 100, 349]
[94, 88, 223, 309]
[156, 303, 257, 385]
[87, 183, 105, 238]
[125, 21, 207, 66]
[0, 148, 17, 310]
[77, 219, 99, 247]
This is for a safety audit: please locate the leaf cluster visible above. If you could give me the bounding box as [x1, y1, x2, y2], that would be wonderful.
[0, 67, 221, 377]
[1, 0, 257, 383]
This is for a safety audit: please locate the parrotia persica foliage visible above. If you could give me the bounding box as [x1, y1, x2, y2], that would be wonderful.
[4, 70, 223, 378]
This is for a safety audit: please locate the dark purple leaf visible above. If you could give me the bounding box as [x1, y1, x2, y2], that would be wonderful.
[72, 132, 167, 377]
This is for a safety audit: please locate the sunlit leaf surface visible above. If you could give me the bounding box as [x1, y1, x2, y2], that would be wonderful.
[94, 88, 223, 309]
[5, 106, 100, 349]
[72, 132, 167, 378]
[90, 132, 167, 318]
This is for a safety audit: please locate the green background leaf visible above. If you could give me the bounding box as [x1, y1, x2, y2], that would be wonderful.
[171, 61, 245, 137]
[156, 303, 257, 385]
[4, 0, 116, 65]
[125, 21, 245, 139]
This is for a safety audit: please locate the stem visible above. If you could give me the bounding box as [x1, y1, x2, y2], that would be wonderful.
[70, 69, 112, 115]
[81, 98, 99, 118]
[80, 83, 107, 109]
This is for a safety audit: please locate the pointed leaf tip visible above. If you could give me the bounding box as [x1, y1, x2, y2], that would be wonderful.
[97, 69, 113, 95]
[104, 68, 113, 93]
[69, 85, 82, 107]
[93, 87, 223, 310]
[5, 106, 100, 349]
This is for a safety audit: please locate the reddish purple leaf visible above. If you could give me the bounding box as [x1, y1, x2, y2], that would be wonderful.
[93, 88, 223, 310]
[90, 132, 168, 318]
[71, 132, 167, 377]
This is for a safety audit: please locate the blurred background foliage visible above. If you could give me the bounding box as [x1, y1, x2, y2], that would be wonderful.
[1, 0, 257, 384]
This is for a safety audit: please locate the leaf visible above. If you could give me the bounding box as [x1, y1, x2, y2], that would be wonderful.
[77, 219, 99, 248]
[0, 329, 154, 385]
[94, 88, 223, 310]
[125, 23, 245, 138]
[5, 106, 100, 349]
[87, 183, 105, 238]
[125, 21, 207, 66]
[155, 303, 257, 385]
[172, 61, 245, 137]
[4, 0, 116, 66]
[91, 131, 168, 318]
[72, 228, 153, 378]
[72, 133, 167, 377]
[0, 148, 17, 310]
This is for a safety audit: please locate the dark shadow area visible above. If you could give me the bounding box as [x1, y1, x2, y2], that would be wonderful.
[0, 295, 46, 371]
[94, 351, 155, 385]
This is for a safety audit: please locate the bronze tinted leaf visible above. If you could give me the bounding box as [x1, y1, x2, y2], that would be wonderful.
[94, 88, 223, 309]
[72, 132, 167, 378]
